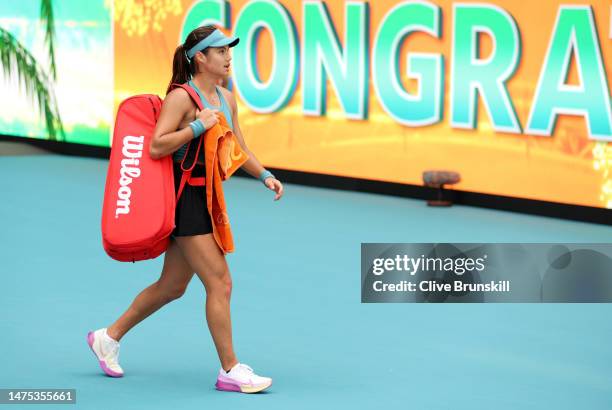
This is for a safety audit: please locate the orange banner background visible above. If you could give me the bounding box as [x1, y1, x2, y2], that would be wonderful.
[114, 0, 612, 209]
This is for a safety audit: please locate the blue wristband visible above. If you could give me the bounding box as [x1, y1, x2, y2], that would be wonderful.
[189, 119, 206, 139]
[259, 170, 275, 184]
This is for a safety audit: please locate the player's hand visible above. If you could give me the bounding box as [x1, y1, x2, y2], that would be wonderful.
[195, 108, 219, 130]
[264, 177, 284, 201]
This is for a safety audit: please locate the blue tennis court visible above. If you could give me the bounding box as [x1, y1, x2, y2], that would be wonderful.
[1, 153, 611, 409]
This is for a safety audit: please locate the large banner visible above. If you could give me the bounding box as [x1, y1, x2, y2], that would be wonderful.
[2, 1, 612, 209]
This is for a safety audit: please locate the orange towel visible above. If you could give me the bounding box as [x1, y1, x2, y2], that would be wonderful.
[203, 113, 249, 254]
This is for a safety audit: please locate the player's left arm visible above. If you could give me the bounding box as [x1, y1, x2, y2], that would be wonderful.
[221, 87, 284, 201]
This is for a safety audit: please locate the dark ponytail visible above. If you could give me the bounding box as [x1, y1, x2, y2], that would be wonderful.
[167, 44, 191, 93]
[166, 25, 218, 94]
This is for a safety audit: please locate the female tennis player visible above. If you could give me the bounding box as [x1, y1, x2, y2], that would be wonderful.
[87, 25, 283, 394]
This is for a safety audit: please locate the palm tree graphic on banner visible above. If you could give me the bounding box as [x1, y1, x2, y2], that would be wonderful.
[0, 0, 64, 141]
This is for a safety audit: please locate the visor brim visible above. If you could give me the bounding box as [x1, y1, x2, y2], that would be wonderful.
[211, 36, 239, 48]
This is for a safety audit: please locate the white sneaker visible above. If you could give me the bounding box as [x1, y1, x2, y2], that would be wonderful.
[215, 363, 272, 393]
[86, 328, 124, 377]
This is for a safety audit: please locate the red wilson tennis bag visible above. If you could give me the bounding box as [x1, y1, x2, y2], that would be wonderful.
[101, 85, 205, 262]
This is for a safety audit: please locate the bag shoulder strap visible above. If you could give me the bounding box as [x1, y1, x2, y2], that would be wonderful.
[176, 136, 205, 201]
[170, 82, 204, 111]
[168, 82, 207, 201]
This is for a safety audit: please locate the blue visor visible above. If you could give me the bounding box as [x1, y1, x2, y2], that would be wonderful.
[186, 29, 239, 59]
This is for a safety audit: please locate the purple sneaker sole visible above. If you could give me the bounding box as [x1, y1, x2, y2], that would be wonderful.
[87, 331, 123, 378]
[215, 378, 272, 393]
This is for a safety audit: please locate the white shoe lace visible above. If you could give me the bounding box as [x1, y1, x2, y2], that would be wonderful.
[237, 363, 253, 374]
[105, 342, 120, 366]
[235, 363, 270, 386]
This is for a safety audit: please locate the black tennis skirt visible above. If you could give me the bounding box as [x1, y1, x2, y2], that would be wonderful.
[172, 161, 213, 237]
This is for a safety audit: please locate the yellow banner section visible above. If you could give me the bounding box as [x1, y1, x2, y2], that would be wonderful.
[114, 1, 612, 208]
